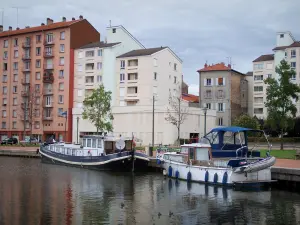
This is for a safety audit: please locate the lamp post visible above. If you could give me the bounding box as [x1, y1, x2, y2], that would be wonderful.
[76, 116, 79, 144]
[151, 95, 155, 157]
[202, 107, 208, 136]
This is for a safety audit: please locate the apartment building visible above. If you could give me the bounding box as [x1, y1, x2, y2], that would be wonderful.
[198, 63, 248, 126]
[245, 71, 254, 116]
[71, 25, 145, 142]
[252, 31, 300, 119]
[0, 16, 99, 141]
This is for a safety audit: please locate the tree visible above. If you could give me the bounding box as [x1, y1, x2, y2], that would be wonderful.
[19, 85, 41, 140]
[264, 59, 300, 149]
[165, 87, 188, 144]
[232, 114, 260, 130]
[82, 85, 114, 134]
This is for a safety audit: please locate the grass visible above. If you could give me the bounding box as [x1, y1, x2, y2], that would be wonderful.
[259, 149, 297, 159]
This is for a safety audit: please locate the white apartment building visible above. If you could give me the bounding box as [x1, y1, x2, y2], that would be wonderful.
[112, 47, 216, 145]
[252, 31, 300, 119]
[71, 25, 145, 142]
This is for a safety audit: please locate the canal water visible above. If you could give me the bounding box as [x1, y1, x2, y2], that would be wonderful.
[0, 158, 299, 225]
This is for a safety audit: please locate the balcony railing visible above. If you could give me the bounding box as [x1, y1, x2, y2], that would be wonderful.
[44, 52, 54, 57]
[21, 91, 29, 97]
[43, 116, 53, 121]
[44, 64, 54, 70]
[44, 39, 55, 45]
[43, 89, 53, 95]
[23, 67, 31, 72]
[22, 42, 31, 48]
[21, 79, 30, 85]
[22, 54, 31, 60]
[43, 74, 54, 83]
[43, 102, 53, 108]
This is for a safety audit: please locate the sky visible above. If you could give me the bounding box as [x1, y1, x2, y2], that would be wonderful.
[1, 0, 300, 95]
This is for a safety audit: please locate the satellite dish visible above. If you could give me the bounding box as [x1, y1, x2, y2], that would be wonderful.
[116, 139, 125, 150]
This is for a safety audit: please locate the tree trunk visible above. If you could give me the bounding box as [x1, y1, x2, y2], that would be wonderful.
[177, 126, 180, 146]
[280, 129, 284, 150]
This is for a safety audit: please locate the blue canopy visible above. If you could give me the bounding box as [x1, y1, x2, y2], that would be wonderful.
[210, 126, 262, 133]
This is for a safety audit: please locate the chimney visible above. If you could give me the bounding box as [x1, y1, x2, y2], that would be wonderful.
[72, 17, 75, 21]
[46, 18, 53, 25]
[228, 64, 231, 69]
[25, 26, 30, 28]
[41, 23, 45, 26]
[16, 27, 20, 30]
[204, 63, 207, 68]
[9, 26, 12, 31]
[105, 37, 107, 43]
[62, 17, 66, 22]
[79, 15, 83, 20]
[0, 25, 3, 32]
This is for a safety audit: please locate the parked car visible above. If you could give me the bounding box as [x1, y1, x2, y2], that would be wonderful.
[20, 138, 39, 145]
[1, 137, 19, 145]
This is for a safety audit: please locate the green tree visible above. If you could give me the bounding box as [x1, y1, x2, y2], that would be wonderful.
[264, 59, 300, 149]
[82, 85, 114, 134]
[232, 114, 260, 130]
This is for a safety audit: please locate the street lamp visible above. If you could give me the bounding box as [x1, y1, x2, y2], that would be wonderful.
[202, 107, 208, 136]
[76, 116, 79, 144]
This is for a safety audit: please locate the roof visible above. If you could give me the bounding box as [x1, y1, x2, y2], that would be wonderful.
[79, 41, 121, 49]
[0, 20, 81, 38]
[253, 54, 274, 62]
[272, 41, 300, 51]
[210, 126, 262, 133]
[246, 71, 253, 76]
[182, 93, 199, 103]
[117, 47, 167, 58]
[197, 62, 245, 76]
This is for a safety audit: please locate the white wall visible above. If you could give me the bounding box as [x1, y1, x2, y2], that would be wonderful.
[276, 32, 294, 47]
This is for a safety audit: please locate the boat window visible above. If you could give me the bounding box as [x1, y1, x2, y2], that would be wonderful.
[163, 154, 169, 160]
[205, 132, 219, 144]
[189, 148, 194, 160]
[97, 139, 102, 148]
[92, 139, 96, 148]
[72, 149, 76, 156]
[87, 139, 92, 147]
[83, 139, 87, 147]
[235, 132, 246, 145]
[181, 147, 188, 154]
[224, 132, 235, 144]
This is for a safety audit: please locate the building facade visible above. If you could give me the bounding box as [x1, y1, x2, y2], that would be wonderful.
[71, 26, 145, 142]
[198, 63, 248, 126]
[245, 71, 254, 116]
[0, 16, 99, 141]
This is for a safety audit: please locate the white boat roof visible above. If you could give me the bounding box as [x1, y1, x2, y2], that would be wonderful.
[181, 143, 211, 148]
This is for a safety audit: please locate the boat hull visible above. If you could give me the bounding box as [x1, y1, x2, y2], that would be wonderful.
[161, 160, 272, 186]
[40, 148, 149, 172]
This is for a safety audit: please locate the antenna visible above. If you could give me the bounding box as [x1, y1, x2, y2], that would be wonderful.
[11, 6, 27, 27]
[0, 8, 3, 26]
[109, 20, 111, 27]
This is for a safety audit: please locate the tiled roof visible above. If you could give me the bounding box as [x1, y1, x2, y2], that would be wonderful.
[246, 71, 253, 76]
[197, 63, 231, 72]
[182, 93, 199, 103]
[117, 47, 167, 58]
[0, 20, 80, 38]
[272, 41, 300, 51]
[253, 54, 274, 62]
[79, 41, 121, 49]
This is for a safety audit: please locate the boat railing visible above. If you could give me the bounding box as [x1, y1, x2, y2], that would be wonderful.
[236, 146, 248, 158]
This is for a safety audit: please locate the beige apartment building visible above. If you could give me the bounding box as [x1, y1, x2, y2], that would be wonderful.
[0, 16, 99, 141]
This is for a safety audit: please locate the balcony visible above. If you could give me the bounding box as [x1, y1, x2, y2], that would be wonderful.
[43, 88, 53, 95]
[23, 67, 31, 72]
[22, 42, 31, 48]
[44, 63, 54, 70]
[43, 102, 53, 108]
[21, 91, 29, 97]
[44, 52, 54, 58]
[43, 116, 53, 121]
[21, 79, 30, 85]
[43, 74, 54, 83]
[22, 54, 31, 60]
[44, 39, 55, 46]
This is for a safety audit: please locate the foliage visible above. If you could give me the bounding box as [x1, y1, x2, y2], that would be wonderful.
[286, 117, 300, 137]
[232, 114, 260, 129]
[82, 85, 114, 134]
[264, 59, 300, 149]
[248, 137, 300, 143]
[165, 87, 188, 142]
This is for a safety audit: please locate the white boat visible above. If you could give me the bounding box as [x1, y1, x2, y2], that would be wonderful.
[157, 126, 276, 186]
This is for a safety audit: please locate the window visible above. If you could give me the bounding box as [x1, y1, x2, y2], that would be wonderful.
[13, 74, 18, 82]
[85, 50, 94, 57]
[58, 95, 64, 103]
[97, 62, 102, 70]
[36, 35, 41, 43]
[280, 34, 284, 38]
[174, 76, 177, 84]
[98, 49, 102, 56]
[35, 84, 40, 91]
[2, 75, 7, 83]
[120, 60, 125, 69]
[59, 82, 64, 90]
[59, 57, 64, 65]
[14, 38, 18, 46]
[291, 62, 296, 69]
[174, 63, 177, 71]
[36, 72, 41, 80]
[13, 98, 17, 105]
[12, 122, 17, 129]
[217, 90, 224, 98]
[3, 63, 8, 71]
[46, 33, 53, 43]
[3, 51, 8, 59]
[154, 72, 157, 80]
[77, 64, 82, 72]
[59, 70, 64, 78]
[254, 86, 263, 92]
[3, 86, 7, 94]
[127, 87, 138, 94]
[78, 51, 83, 58]
[119, 87, 125, 97]
[254, 97, 264, 103]
[291, 74, 296, 80]
[285, 51, 287, 57]
[60, 44, 65, 52]
[35, 97, 40, 105]
[85, 76, 94, 83]
[2, 122, 6, 129]
[13, 110, 17, 118]
[153, 58, 157, 67]
[3, 98, 7, 105]
[77, 90, 83, 97]
[97, 75, 102, 83]
[291, 50, 296, 58]
[35, 121, 40, 129]
[25, 122, 29, 129]
[267, 74, 272, 78]
[85, 63, 94, 70]
[14, 50, 18, 58]
[3, 40, 8, 48]
[128, 59, 138, 67]
[128, 73, 138, 81]
[217, 77, 225, 86]
[2, 110, 6, 118]
[60, 31, 65, 40]
[205, 90, 212, 98]
[218, 118, 223, 126]
[254, 108, 264, 114]
[45, 47, 52, 56]
[13, 62, 18, 70]
[58, 108, 63, 115]
[36, 60, 41, 68]
[112, 28, 116, 33]
[120, 73, 125, 82]
[206, 103, 211, 109]
[218, 103, 224, 112]
[24, 62, 30, 70]
[254, 75, 263, 81]
[254, 64, 264, 70]
[13, 86, 17, 93]
[35, 47, 41, 55]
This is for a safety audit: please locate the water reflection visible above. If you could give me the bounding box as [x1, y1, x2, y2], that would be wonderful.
[0, 157, 299, 225]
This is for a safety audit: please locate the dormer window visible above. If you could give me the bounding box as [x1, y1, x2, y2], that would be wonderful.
[112, 28, 116, 33]
[280, 34, 284, 38]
